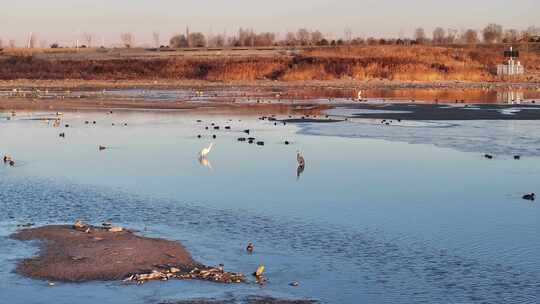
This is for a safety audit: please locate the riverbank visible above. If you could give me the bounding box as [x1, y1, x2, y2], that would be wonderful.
[1, 45, 539, 82]
[1, 79, 540, 91]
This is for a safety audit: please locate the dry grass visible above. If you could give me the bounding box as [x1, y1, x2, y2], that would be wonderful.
[0, 47, 92, 57]
[0, 45, 538, 82]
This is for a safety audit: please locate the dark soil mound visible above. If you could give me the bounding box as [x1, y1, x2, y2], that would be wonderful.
[12, 225, 200, 282]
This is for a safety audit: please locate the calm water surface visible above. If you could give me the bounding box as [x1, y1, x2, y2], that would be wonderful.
[0, 108, 539, 304]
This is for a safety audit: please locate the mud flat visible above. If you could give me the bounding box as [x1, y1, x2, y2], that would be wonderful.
[11, 225, 243, 283]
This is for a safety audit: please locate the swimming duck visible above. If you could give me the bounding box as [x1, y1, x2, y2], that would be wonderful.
[522, 193, 535, 201]
[253, 265, 265, 277]
[246, 242, 254, 253]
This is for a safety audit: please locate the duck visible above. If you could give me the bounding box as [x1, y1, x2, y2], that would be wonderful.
[246, 242, 254, 253]
[253, 265, 265, 277]
[522, 193, 535, 201]
[297, 151, 305, 167]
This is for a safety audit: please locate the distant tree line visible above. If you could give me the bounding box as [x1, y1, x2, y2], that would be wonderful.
[166, 24, 540, 49]
[1, 23, 539, 49]
[415, 24, 540, 45]
[168, 28, 330, 48]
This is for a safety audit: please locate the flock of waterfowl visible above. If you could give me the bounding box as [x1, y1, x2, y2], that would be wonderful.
[195, 115, 306, 177]
[2, 110, 308, 180]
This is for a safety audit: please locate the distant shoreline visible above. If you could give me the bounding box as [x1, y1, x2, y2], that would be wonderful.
[1, 79, 540, 90]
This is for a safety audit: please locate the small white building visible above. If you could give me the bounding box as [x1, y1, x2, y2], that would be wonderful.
[497, 91, 524, 104]
[497, 47, 525, 76]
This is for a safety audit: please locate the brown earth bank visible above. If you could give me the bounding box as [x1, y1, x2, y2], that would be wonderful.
[10, 225, 243, 283]
[0, 46, 539, 82]
[1, 79, 540, 91]
[0, 98, 330, 115]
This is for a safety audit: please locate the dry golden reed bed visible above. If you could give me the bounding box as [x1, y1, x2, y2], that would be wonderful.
[1, 45, 539, 82]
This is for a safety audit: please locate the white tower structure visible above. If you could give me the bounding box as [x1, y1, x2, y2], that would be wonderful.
[497, 47, 524, 76]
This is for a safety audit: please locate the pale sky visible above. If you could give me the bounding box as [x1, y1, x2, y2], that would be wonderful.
[1, 0, 539, 47]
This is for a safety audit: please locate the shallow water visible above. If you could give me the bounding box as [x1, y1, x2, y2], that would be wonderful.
[1, 109, 539, 304]
[2, 87, 540, 104]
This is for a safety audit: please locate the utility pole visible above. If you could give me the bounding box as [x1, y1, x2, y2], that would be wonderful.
[27, 32, 32, 48]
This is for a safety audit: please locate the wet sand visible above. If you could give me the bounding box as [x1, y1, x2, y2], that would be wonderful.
[11, 225, 206, 282]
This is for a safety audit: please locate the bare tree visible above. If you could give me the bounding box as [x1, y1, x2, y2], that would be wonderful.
[525, 25, 540, 38]
[503, 29, 519, 43]
[83, 33, 93, 47]
[254, 32, 275, 46]
[170, 34, 189, 48]
[120, 33, 134, 48]
[433, 27, 445, 44]
[526, 25, 540, 36]
[208, 34, 226, 47]
[153, 32, 160, 48]
[310, 30, 324, 44]
[188, 32, 206, 47]
[344, 28, 352, 43]
[462, 29, 479, 45]
[28, 33, 37, 48]
[237, 28, 255, 47]
[414, 27, 427, 44]
[445, 28, 458, 44]
[482, 23, 503, 43]
[285, 32, 296, 45]
[522, 26, 540, 42]
[297, 28, 310, 45]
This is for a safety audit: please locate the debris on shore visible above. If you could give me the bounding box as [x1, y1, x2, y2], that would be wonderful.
[124, 266, 245, 284]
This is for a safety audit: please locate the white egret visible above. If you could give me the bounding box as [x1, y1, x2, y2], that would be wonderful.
[199, 143, 214, 158]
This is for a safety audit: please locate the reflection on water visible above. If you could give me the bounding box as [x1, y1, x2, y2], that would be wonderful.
[1, 110, 540, 304]
[296, 165, 305, 181]
[198, 156, 213, 170]
[498, 91, 525, 104]
[360, 88, 540, 104]
[2, 87, 540, 104]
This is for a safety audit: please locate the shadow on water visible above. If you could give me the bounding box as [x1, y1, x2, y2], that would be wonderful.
[296, 165, 304, 181]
